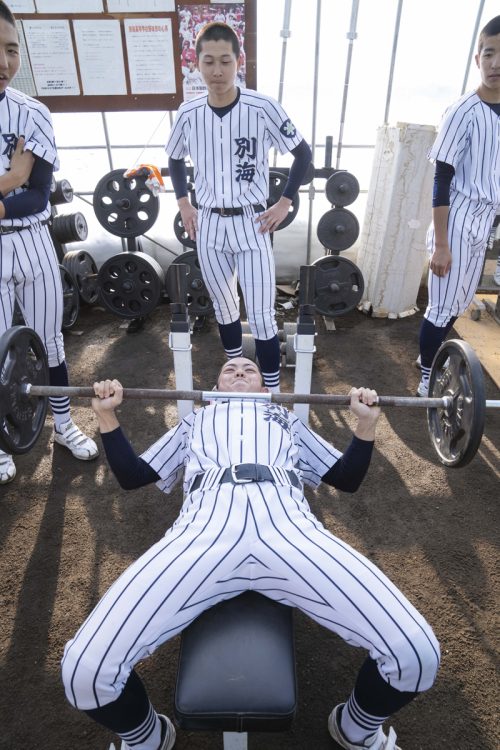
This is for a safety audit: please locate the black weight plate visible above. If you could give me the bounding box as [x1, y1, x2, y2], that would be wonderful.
[59, 264, 80, 330]
[50, 179, 73, 206]
[0, 326, 49, 455]
[170, 250, 213, 317]
[267, 170, 299, 230]
[62, 250, 99, 305]
[312, 255, 364, 318]
[97, 251, 165, 319]
[316, 208, 359, 252]
[173, 211, 197, 249]
[325, 171, 360, 207]
[93, 168, 160, 238]
[427, 339, 486, 468]
[67, 212, 88, 242]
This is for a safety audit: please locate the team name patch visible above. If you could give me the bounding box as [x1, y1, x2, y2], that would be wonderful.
[280, 119, 297, 138]
[264, 404, 290, 431]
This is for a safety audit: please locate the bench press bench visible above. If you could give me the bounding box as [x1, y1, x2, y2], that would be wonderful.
[174, 592, 297, 749]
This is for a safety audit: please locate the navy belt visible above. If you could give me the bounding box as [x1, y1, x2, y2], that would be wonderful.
[190, 463, 300, 492]
[210, 204, 265, 217]
[0, 218, 51, 235]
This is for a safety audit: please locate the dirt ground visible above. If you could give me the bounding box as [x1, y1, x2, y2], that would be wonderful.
[0, 290, 499, 750]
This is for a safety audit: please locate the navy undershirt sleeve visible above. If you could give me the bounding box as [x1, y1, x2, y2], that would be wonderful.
[432, 160, 454, 208]
[1, 156, 53, 219]
[283, 139, 312, 200]
[321, 435, 374, 492]
[101, 427, 160, 489]
[168, 156, 188, 200]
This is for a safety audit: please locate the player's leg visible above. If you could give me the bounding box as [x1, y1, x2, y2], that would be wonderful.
[61, 486, 252, 749]
[14, 226, 98, 459]
[196, 209, 243, 357]
[0, 251, 17, 483]
[248, 485, 439, 747]
[228, 214, 281, 391]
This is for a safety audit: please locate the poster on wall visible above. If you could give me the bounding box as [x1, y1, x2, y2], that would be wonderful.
[107, 0, 175, 10]
[124, 18, 176, 95]
[35, 0, 104, 11]
[74, 20, 127, 96]
[178, 3, 246, 100]
[22, 19, 80, 96]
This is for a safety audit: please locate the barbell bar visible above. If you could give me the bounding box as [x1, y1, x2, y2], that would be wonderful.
[1, 326, 499, 467]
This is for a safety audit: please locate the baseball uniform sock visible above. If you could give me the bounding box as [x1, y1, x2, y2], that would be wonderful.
[339, 657, 416, 744]
[419, 316, 456, 370]
[218, 320, 243, 358]
[48, 361, 71, 430]
[255, 336, 280, 390]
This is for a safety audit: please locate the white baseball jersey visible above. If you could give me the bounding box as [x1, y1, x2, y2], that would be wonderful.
[62, 402, 440, 710]
[165, 88, 303, 337]
[0, 87, 64, 365]
[425, 91, 500, 325]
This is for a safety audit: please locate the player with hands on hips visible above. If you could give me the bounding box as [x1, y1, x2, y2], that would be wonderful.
[62, 358, 439, 750]
[0, 0, 98, 485]
[417, 15, 500, 397]
[166, 21, 312, 393]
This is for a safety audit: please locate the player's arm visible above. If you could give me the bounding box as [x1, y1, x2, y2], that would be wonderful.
[429, 160, 455, 277]
[321, 387, 381, 492]
[0, 137, 35, 211]
[255, 139, 311, 234]
[0, 154, 53, 219]
[92, 379, 160, 489]
[169, 156, 198, 241]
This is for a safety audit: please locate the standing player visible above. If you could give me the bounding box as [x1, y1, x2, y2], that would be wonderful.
[62, 359, 440, 750]
[0, 0, 98, 484]
[166, 22, 312, 392]
[417, 15, 500, 396]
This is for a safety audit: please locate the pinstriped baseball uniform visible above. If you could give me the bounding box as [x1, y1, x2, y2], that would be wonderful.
[0, 86, 64, 365]
[165, 89, 303, 339]
[425, 91, 500, 326]
[62, 400, 439, 709]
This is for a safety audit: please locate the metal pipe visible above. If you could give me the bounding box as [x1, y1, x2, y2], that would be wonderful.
[461, 0, 485, 94]
[306, 0, 322, 264]
[383, 0, 403, 125]
[273, 0, 293, 168]
[336, 0, 360, 168]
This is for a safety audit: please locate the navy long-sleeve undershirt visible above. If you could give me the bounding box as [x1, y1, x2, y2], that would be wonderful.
[101, 426, 374, 493]
[1, 155, 53, 218]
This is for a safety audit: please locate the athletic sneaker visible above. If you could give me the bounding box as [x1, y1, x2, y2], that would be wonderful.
[415, 354, 421, 369]
[54, 419, 99, 460]
[0, 450, 16, 484]
[494, 270, 500, 286]
[416, 379, 429, 397]
[116, 714, 176, 750]
[328, 704, 401, 749]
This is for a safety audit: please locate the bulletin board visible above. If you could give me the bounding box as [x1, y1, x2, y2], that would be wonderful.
[11, 0, 257, 113]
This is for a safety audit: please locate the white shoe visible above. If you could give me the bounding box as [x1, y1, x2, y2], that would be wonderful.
[117, 715, 176, 750]
[416, 379, 429, 397]
[494, 271, 500, 286]
[328, 704, 401, 749]
[0, 450, 16, 484]
[54, 419, 99, 460]
[415, 354, 421, 369]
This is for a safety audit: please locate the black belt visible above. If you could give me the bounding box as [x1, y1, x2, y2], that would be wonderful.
[190, 463, 301, 492]
[0, 219, 51, 236]
[210, 204, 265, 217]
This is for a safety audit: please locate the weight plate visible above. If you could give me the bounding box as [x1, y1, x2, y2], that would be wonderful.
[50, 179, 73, 206]
[267, 169, 299, 230]
[173, 211, 197, 249]
[312, 255, 364, 317]
[316, 207, 360, 252]
[427, 339, 486, 468]
[93, 168, 160, 238]
[62, 250, 99, 305]
[170, 250, 214, 317]
[325, 171, 360, 207]
[0, 326, 48, 455]
[59, 264, 80, 330]
[97, 251, 165, 319]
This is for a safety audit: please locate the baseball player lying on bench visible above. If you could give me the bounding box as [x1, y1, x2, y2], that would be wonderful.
[61, 358, 440, 750]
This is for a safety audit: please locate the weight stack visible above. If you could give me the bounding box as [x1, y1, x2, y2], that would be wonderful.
[356, 123, 436, 318]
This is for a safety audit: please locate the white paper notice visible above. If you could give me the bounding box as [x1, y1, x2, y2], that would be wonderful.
[22, 20, 80, 96]
[108, 1, 175, 10]
[124, 18, 175, 95]
[13, 21, 37, 97]
[9, 1, 35, 11]
[35, 0, 104, 11]
[74, 20, 127, 96]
